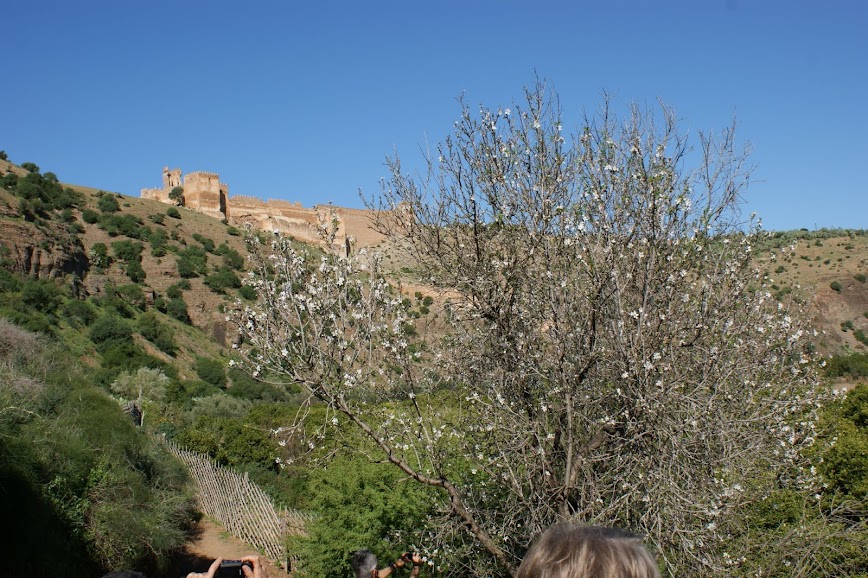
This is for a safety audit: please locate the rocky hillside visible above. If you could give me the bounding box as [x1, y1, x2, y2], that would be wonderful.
[754, 230, 868, 355]
[1, 156, 866, 370]
[0, 157, 252, 380]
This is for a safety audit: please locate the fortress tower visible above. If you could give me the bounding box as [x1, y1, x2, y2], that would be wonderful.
[183, 171, 229, 221]
[164, 167, 182, 190]
[140, 167, 228, 221]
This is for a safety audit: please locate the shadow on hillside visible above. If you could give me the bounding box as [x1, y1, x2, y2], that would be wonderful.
[162, 523, 213, 578]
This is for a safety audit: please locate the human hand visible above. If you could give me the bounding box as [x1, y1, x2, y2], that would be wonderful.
[240, 555, 269, 578]
[186, 557, 222, 578]
[406, 552, 423, 566]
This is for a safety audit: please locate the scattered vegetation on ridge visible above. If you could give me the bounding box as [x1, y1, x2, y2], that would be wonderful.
[0, 136, 865, 577]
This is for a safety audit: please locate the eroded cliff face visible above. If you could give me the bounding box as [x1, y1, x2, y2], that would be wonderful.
[0, 219, 88, 279]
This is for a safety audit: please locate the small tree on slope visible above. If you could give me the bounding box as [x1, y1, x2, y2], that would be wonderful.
[233, 83, 848, 576]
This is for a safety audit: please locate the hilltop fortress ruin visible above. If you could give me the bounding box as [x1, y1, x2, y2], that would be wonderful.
[141, 167, 385, 247]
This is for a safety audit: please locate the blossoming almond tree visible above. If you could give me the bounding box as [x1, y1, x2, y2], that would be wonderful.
[234, 83, 838, 576]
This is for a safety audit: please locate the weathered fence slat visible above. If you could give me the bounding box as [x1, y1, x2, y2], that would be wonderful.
[160, 437, 314, 568]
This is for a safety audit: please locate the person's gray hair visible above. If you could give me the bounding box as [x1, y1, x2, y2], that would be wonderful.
[351, 549, 378, 578]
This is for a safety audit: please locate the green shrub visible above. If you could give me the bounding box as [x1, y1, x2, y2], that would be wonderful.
[226, 368, 285, 402]
[818, 383, 868, 501]
[21, 278, 64, 313]
[222, 247, 245, 270]
[88, 315, 132, 350]
[226, 225, 240, 236]
[166, 283, 184, 299]
[177, 412, 273, 469]
[111, 240, 143, 262]
[289, 456, 435, 578]
[166, 207, 180, 219]
[98, 340, 170, 375]
[856, 274, 867, 283]
[0, 268, 22, 293]
[855, 330, 868, 347]
[831, 281, 843, 293]
[81, 209, 99, 225]
[109, 284, 146, 311]
[841, 320, 855, 332]
[166, 297, 190, 324]
[97, 194, 120, 213]
[841, 382, 868, 428]
[194, 357, 226, 389]
[125, 261, 146, 283]
[99, 214, 145, 238]
[137, 312, 176, 356]
[203, 267, 241, 293]
[0, 328, 192, 576]
[178, 246, 208, 272]
[89, 243, 111, 270]
[0, 305, 54, 335]
[148, 227, 168, 252]
[826, 353, 868, 379]
[164, 379, 221, 407]
[192, 233, 216, 253]
[62, 299, 98, 326]
[238, 285, 257, 301]
[2, 172, 17, 188]
[148, 213, 165, 225]
[89, 292, 136, 319]
[176, 257, 198, 278]
[20, 162, 39, 173]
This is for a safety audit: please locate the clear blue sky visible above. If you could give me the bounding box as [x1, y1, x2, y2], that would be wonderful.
[4, 0, 866, 231]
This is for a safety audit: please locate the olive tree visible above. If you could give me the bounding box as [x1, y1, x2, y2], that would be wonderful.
[110, 367, 168, 428]
[234, 84, 835, 576]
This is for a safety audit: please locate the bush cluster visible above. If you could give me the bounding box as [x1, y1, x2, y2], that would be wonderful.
[204, 266, 242, 293]
[2, 166, 84, 220]
[177, 246, 208, 278]
[111, 240, 146, 283]
[0, 319, 193, 576]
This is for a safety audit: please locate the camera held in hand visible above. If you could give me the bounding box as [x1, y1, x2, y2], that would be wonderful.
[218, 560, 252, 577]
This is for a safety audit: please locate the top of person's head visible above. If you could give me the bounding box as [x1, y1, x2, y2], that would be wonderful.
[351, 549, 378, 578]
[515, 523, 660, 578]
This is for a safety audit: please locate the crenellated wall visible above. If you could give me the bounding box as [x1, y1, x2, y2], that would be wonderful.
[140, 167, 385, 247]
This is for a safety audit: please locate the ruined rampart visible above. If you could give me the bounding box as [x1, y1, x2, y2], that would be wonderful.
[140, 167, 384, 247]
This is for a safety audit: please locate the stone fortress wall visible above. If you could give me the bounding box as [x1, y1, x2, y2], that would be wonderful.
[141, 167, 384, 247]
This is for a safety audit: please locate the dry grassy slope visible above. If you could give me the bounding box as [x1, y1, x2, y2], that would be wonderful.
[79, 194, 250, 378]
[0, 159, 251, 379]
[754, 234, 868, 355]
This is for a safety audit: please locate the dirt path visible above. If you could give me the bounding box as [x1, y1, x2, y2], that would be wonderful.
[165, 518, 291, 578]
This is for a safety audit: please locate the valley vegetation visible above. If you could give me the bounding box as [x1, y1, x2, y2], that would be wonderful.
[0, 81, 867, 578]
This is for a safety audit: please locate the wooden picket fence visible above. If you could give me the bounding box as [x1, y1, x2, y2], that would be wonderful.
[162, 437, 312, 569]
